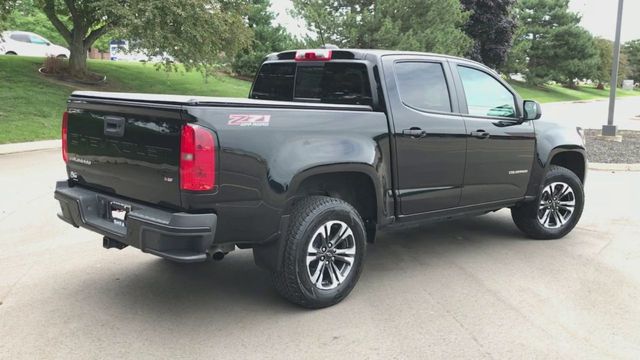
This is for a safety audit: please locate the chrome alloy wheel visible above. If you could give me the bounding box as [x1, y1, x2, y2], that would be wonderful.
[306, 220, 356, 290]
[537, 182, 576, 229]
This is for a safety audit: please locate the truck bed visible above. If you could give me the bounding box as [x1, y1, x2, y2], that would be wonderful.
[65, 91, 384, 213]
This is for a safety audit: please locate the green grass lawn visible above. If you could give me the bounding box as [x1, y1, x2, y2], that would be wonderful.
[0, 56, 251, 144]
[508, 80, 639, 103]
[1, 55, 639, 144]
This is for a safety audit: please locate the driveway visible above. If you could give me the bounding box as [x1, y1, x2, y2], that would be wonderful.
[1, 150, 639, 359]
[543, 96, 640, 130]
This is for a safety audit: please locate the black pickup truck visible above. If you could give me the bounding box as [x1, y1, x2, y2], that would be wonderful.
[55, 49, 586, 308]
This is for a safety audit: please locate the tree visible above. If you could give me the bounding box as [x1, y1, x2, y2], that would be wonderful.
[510, 0, 599, 86]
[623, 39, 640, 82]
[593, 37, 629, 89]
[0, 0, 17, 31]
[231, 0, 297, 78]
[460, 0, 516, 69]
[548, 25, 598, 88]
[292, 0, 472, 56]
[3, 0, 112, 53]
[500, 22, 529, 75]
[593, 38, 613, 89]
[0, 0, 252, 78]
[3, 0, 66, 45]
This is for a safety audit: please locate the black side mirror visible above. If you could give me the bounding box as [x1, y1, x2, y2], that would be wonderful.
[523, 100, 542, 120]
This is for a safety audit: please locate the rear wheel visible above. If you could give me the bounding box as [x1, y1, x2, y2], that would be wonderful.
[5, 51, 17, 55]
[272, 196, 366, 308]
[511, 165, 584, 239]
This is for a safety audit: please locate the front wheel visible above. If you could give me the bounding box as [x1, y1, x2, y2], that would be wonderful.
[511, 165, 584, 239]
[272, 196, 366, 308]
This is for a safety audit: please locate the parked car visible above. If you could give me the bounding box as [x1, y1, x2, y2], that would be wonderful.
[54, 49, 587, 308]
[109, 39, 174, 63]
[0, 31, 70, 58]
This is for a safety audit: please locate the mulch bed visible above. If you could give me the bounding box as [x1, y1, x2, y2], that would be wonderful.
[585, 129, 640, 163]
[39, 67, 106, 85]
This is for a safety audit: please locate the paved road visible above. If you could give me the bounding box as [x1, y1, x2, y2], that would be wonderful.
[543, 96, 640, 131]
[1, 150, 639, 359]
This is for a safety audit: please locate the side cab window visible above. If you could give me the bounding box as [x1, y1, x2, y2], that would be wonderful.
[394, 61, 452, 113]
[10, 33, 31, 43]
[29, 35, 48, 45]
[457, 65, 516, 118]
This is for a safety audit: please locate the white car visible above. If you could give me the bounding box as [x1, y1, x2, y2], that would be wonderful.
[0, 31, 70, 58]
[109, 40, 174, 63]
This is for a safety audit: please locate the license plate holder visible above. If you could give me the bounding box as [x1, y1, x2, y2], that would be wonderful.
[109, 202, 131, 227]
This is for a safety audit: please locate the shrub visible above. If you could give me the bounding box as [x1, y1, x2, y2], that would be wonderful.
[41, 55, 67, 75]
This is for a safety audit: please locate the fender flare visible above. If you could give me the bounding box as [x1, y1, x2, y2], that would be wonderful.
[524, 145, 587, 199]
[286, 162, 387, 225]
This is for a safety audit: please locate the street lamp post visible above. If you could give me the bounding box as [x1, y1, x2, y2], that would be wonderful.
[602, 0, 625, 137]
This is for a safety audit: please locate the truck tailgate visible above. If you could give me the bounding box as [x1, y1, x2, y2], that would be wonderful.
[66, 101, 184, 208]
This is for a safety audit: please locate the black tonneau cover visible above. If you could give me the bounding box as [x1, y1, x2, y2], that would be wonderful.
[71, 91, 373, 111]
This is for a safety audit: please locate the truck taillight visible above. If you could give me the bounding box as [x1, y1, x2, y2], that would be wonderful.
[62, 111, 68, 163]
[180, 124, 215, 191]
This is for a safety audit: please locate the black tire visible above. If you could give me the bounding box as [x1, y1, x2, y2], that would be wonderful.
[511, 165, 584, 239]
[56, 54, 67, 59]
[5, 51, 17, 55]
[272, 196, 366, 308]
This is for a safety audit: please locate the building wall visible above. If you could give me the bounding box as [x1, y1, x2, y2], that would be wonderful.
[88, 48, 110, 60]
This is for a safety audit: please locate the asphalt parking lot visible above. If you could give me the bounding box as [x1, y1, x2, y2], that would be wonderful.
[1, 149, 639, 359]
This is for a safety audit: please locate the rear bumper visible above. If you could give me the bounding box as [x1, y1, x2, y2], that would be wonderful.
[54, 181, 217, 262]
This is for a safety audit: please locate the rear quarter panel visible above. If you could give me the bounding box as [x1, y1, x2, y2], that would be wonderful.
[184, 106, 392, 245]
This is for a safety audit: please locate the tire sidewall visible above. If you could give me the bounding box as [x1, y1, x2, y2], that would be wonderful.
[294, 204, 366, 305]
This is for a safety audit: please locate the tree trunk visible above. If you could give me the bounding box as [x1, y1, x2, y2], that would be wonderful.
[68, 32, 88, 78]
[565, 80, 577, 89]
[596, 81, 605, 90]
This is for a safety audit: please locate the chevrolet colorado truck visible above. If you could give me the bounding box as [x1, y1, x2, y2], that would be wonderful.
[55, 49, 586, 308]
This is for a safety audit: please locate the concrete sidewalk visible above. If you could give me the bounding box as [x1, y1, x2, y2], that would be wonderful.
[0, 140, 59, 156]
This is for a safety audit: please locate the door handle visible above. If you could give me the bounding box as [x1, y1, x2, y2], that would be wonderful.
[470, 129, 490, 139]
[402, 127, 427, 138]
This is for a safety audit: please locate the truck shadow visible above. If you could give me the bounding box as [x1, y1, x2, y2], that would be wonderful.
[74, 212, 532, 319]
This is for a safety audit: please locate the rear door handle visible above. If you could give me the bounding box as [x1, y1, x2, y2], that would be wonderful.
[402, 127, 427, 138]
[470, 130, 490, 139]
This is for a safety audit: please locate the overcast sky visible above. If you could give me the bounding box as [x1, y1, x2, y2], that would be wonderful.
[271, 0, 640, 42]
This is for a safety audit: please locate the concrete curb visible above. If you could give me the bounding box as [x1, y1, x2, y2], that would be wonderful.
[0, 140, 60, 155]
[545, 96, 640, 105]
[588, 162, 640, 172]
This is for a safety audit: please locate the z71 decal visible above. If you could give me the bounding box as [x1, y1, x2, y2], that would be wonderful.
[228, 114, 271, 127]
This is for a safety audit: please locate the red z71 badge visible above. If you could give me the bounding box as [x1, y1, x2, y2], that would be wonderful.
[228, 114, 271, 127]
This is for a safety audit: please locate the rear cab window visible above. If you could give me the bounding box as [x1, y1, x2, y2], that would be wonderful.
[394, 61, 452, 113]
[251, 62, 373, 106]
